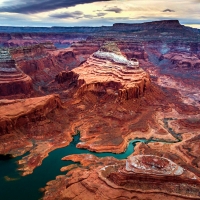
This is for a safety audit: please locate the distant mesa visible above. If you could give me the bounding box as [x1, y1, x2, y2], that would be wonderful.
[113, 20, 182, 30]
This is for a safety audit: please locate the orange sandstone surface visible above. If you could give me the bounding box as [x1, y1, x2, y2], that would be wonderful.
[0, 44, 172, 175]
[73, 54, 150, 100]
[43, 154, 200, 200]
[42, 44, 200, 199]
[0, 94, 75, 175]
[0, 41, 200, 199]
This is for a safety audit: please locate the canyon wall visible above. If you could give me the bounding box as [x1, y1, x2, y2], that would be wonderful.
[0, 49, 32, 97]
[0, 94, 62, 135]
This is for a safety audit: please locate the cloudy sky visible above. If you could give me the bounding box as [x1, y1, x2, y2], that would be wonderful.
[0, 0, 199, 28]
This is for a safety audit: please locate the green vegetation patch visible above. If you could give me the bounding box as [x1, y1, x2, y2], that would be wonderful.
[99, 42, 122, 56]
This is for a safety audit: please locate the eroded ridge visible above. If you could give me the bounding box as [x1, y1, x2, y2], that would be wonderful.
[0, 48, 32, 96]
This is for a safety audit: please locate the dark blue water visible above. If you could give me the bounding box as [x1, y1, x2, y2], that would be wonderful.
[0, 134, 148, 200]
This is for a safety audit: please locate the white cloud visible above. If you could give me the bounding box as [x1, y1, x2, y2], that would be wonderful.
[0, 0, 199, 28]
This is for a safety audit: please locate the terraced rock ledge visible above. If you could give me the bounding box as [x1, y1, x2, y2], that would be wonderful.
[99, 155, 200, 198]
[70, 42, 151, 101]
[0, 48, 32, 97]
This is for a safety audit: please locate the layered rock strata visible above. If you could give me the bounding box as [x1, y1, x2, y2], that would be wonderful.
[10, 42, 62, 75]
[71, 43, 150, 101]
[0, 94, 62, 135]
[0, 48, 32, 97]
[100, 155, 200, 198]
[8, 43, 73, 94]
[160, 52, 200, 69]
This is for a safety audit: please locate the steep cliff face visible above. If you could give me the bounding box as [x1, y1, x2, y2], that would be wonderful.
[9, 43, 71, 93]
[0, 78, 32, 97]
[55, 71, 79, 84]
[0, 48, 32, 97]
[10, 42, 57, 74]
[0, 94, 62, 135]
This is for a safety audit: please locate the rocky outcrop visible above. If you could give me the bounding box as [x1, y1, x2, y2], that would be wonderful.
[160, 52, 200, 69]
[71, 43, 150, 101]
[100, 155, 200, 198]
[0, 48, 32, 97]
[0, 94, 62, 135]
[55, 71, 79, 84]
